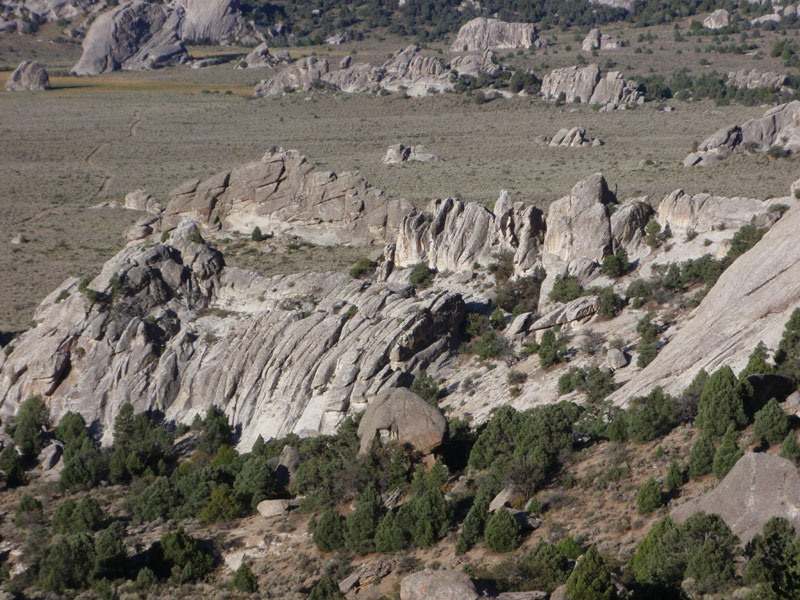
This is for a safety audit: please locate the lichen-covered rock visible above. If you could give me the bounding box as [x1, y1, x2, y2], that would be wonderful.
[5, 60, 50, 91]
[71, 1, 189, 75]
[703, 8, 731, 29]
[671, 453, 800, 542]
[253, 56, 329, 97]
[357, 387, 447, 455]
[450, 17, 539, 51]
[400, 569, 478, 600]
[0, 221, 467, 450]
[161, 147, 414, 245]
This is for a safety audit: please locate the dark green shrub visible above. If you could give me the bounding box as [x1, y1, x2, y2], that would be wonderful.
[234, 455, 276, 510]
[637, 477, 664, 515]
[665, 459, 685, 493]
[53, 496, 104, 533]
[549, 274, 584, 303]
[411, 369, 441, 405]
[15, 493, 43, 527]
[39, 533, 95, 592]
[348, 258, 377, 279]
[713, 424, 743, 480]
[455, 490, 491, 555]
[597, 287, 625, 318]
[539, 329, 564, 368]
[495, 268, 546, 314]
[197, 406, 233, 455]
[780, 432, 800, 464]
[136, 567, 156, 590]
[157, 527, 213, 583]
[626, 388, 677, 443]
[309, 577, 346, 600]
[739, 341, 776, 379]
[60, 438, 107, 490]
[485, 507, 522, 552]
[312, 509, 345, 552]
[0, 445, 26, 487]
[374, 511, 405, 553]
[490, 307, 506, 330]
[200, 484, 240, 524]
[232, 563, 259, 592]
[645, 219, 663, 248]
[409, 263, 435, 288]
[55, 411, 90, 449]
[696, 366, 749, 439]
[775, 308, 800, 379]
[131, 475, 176, 522]
[601, 249, 629, 277]
[565, 545, 616, 600]
[473, 330, 506, 359]
[251, 226, 264, 242]
[10, 395, 49, 457]
[556, 536, 583, 560]
[637, 342, 659, 367]
[94, 522, 127, 581]
[753, 398, 790, 447]
[344, 483, 383, 555]
[689, 433, 715, 477]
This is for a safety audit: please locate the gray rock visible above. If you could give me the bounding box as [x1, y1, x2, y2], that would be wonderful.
[379, 45, 451, 97]
[549, 126, 600, 148]
[38, 441, 63, 470]
[124, 189, 163, 214]
[173, 0, 252, 44]
[275, 444, 300, 487]
[582, 28, 622, 51]
[382, 143, 440, 165]
[610, 197, 653, 259]
[10, 234, 28, 245]
[325, 31, 348, 45]
[785, 391, 800, 417]
[240, 42, 279, 69]
[671, 453, 800, 543]
[607, 348, 629, 370]
[449, 49, 502, 78]
[256, 498, 289, 518]
[161, 147, 414, 246]
[253, 56, 329, 97]
[727, 68, 788, 91]
[531, 296, 600, 329]
[496, 593, 547, 600]
[400, 569, 478, 600]
[451, 17, 540, 51]
[703, 8, 730, 29]
[322, 61, 383, 93]
[339, 55, 351, 69]
[541, 64, 600, 104]
[357, 387, 447, 455]
[71, 1, 189, 75]
[339, 558, 393, 593]
[589, 71, 643, 106]
[489, 485, 520, 512]
[550, 585, 567, 600]
[5, 60, 50, 91]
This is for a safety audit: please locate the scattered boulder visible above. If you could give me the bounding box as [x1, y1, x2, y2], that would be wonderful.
[5, 60, 50, 91]
[752, 13, 781, 26]
[253, 56, 329, 97]
[541, 64, 601, 104]
[240, 42, 281, 69]
[727, 69, 788, 91]
[671, 453, 800, 542]
[589, 71, 643, 106]
[339, 558, 394, 593]
[71, 1, 189, 75]
[256, 498, 289, 518]
[606, 348, 629, 370]
[357, 387, 447, 455]
[400, 569, 479, 600]
[379, 45, 450, 97]
[703, 8, 731, 29]
[530, 296, 600, 329]
[38, 441, 63, 470]
[449, 49, 502, 78]
[548, 127, 603, 147]
[161, 147, 414, 245]
[450, 17, 540, 51]
[124, 190, 163, 214]
[686, 101, 800, 165]
[325, 31, 348, 45]
[581, 28, 622, 51]
[489, 486, 523, 512]
[10, 234, 28, 245]
[382, 144, 440, 165]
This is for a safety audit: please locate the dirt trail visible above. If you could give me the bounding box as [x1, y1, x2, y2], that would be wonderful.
[85, 110, 141, 198]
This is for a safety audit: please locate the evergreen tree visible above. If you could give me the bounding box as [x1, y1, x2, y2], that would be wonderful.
[55, 411, 89, 449]
[636, 477, 664, 515]
[93, 522, 127, 581]
[628, 516, 686, 591]
[312, 509, 345, 553]
[689, 433, 715, 477]
[410, 488, 451, 547]
[374, 511, 405, 553]
[753, 398, 790, 447]
[0, 445, 26, 487]
[232, 563, 259, 593]
[484, 507, 522, 552]
[39, 533, 96, 592]
[197, 407, 233, 455]
[344, 484, 383, 555]
[739, 341, 776, 379]
[696, 366, 748, 440]
[539, 329, 563, 368]
[15, 493, 43, 527]
[200, 484, 240, 524]
[565, 546, 616, 600]
[12, 395, 49, 457]
[665, 459, 684, 493]
[775, 308, 800, 379]
[455, 490, 490, 555]
[234, 455, 276, 510]
[386, 450, 409, 490]
[713, 424, 743, 479]
[309, 577, 345, 600]
[779, 432, 800, 465]
[411, 370, 440, 405]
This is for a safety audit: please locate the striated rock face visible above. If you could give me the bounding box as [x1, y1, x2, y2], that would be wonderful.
[727, 68, 789, 91]
[161, 147, 414, 245]
[548, 127, 603, 148]
[172, 0, 250, 44]
[589, 71, 643, 105]
[392, 191, 545, 275]
[253, 56, 329, 97]
[450, 17, 539, 51]
[542, 173, 615, 267]
[703, 8, 731, 29]
[379, 45, 451, 97]
[449, 49, 502, 78]
[382, 144, 439, 165]
[321, 61, 383, 94]
[0, 221, 466, 449]
[609, 204, 800, 402]
[685, 101, 800, 166]
[5, 60, 50, 91]
[671, 453, 800, 542]
[610, 198, 654, 260]
[71, 1, 189, 75]
[541, 64, 600, 103]
[0, 0, 106, 26]
[656, 190, 787, 236]
[357, 387, 447, 455]
[581, 28, 622, 51]
[400, 570, 478, 600]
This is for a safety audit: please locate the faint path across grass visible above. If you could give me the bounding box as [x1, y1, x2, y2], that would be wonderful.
[85, 110, 141, 198]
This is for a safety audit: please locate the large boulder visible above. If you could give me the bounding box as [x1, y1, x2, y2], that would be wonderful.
[727, 69, 788, 91]
[5, 60, 50, 91]
[253, 56, 329, 97]
[449, 49, 502, 78]
[400, 569, 478, 600]
[589, 71, 643, 106]
[240, 42, 280, 69]
[379, 45, 451, 97]
[541, 64, 601, 104]
[321, 62, 384, 94]
[671, 453, 800, 542]
[357, 388, 447, 455]
[71, 1, 189, 75]
[703, 8, 731, 29]
[382, 144, 439, 165]
[581, 28, 622, 51]
[161, 147, 414, 245]
[548, 127, 602, 148]
[172, 0, 251, 44]
[450, 17, 539, 51]
[609, 203, 800, 402]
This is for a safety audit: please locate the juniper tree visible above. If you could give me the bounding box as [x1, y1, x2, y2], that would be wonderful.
[713, 424, 743, 480]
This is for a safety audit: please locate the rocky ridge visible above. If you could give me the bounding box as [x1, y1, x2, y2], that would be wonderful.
[727, 68, 789, 91]
[540, 64, 643, 107]
[450, 17, 542, 51]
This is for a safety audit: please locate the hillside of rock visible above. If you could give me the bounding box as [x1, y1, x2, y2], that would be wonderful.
[172, 0, 254, 44]
[450, 17, 541, 51]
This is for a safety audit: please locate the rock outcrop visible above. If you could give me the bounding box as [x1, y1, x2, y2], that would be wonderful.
[379, 45, 451, 97]
[581, 28, 622, 51]
[400, 570, 478, 600]
[541, 65, 642, 106]
[684, 101, 800, 166]
[0, 221, 466, 449]
[5, 60, 50, 91]
[240, 42, 283, 69]
[172, 0, 252, 44]
[727, 68, 789, 91]
[252, 56, 329, 97]
[671, 453, 800, 542]
[382, 144, 440, 165]
[703, 8, 731, 29]
[548, 127, 603, 147]
[71, 1, 189, 75]
[161, 147, 413, 246]
[357, 387, 447, 455]
[609, 203, 800, 402]
[391, 191, 545, 275]
[589, 71, 643, 106]
[449, 48, 502, 78]
[124, 190, 163, 215]
[450, 17, 540, 51]
[321, 61, 383, 94]
[0, 0, 106, 28]
[589, 0, 634, 10]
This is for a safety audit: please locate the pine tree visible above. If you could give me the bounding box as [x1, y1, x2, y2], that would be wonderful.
[312, 509, 345, 553]
[689, 433, 715, 477]
[13, 396, 49, 457]
[0, 445, 26, 487]
[565, 546, 616, 600]
[344, 484, 384, 555]
[232, 563, 259, 593]
[455, 491, 490, 555]
[779, 432, 800, 465]
[713, 424, 743, 480]
[775, 308, 800, 378]
[696, 366, 748, 440]
[739, 342, 776, 379]
[636, 477, 664, 515]
[374, 511, 405, 553]
[753, 398, 790, 447]
[665, 459, 685, 493]
[484, 507, 522, 552]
